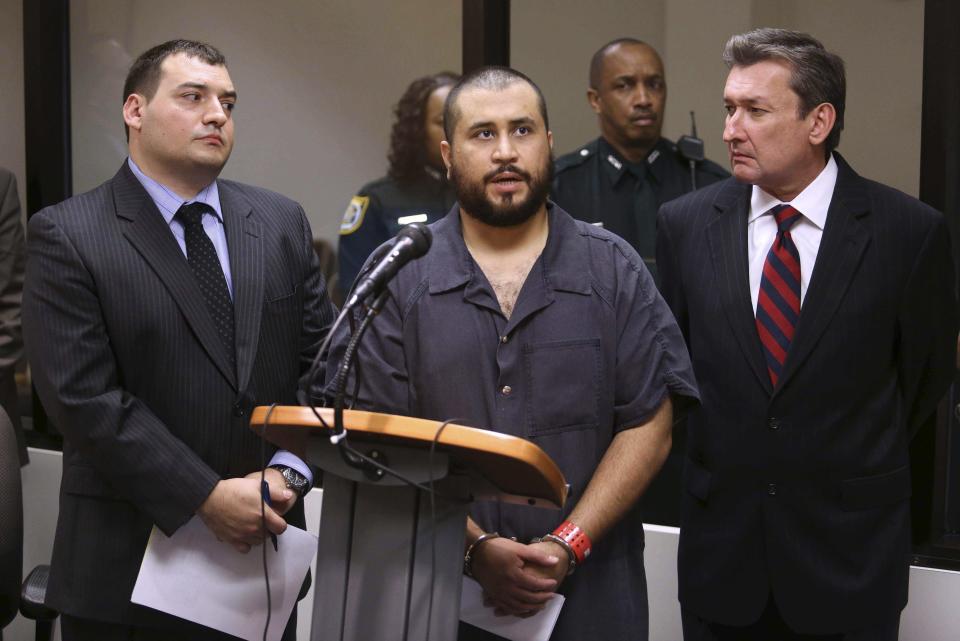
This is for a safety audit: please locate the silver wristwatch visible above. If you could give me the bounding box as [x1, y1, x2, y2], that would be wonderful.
[268, 464, 311, 498]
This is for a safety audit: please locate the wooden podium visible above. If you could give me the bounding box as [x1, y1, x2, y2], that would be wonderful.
[251, 406, 567, 641]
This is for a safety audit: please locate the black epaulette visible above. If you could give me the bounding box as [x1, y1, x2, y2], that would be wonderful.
[554, 139, 599, 174]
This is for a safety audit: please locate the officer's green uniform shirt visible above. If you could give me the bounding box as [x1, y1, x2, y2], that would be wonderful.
[338, 169, 455, 292]
[552, 137, 728, 283]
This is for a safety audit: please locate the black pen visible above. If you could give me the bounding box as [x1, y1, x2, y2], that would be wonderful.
[260, 480, 279, 551]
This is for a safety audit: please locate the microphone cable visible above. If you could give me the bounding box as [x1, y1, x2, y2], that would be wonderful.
[304, 397, 459, 498]
[299, 241, 391, 411]
[425, 418, 462, 641]
[259, 403, 279, 641]
[303, 397, 468, 640]
[298, 223, 470, 636]
[313, 267, 463, 497]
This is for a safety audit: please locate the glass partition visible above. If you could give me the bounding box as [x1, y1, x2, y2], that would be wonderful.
[510, 0, 960, 571]
[70, 0, 462, 246]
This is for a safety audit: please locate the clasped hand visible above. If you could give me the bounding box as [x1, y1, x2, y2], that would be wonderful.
[472, 537, 569, 617]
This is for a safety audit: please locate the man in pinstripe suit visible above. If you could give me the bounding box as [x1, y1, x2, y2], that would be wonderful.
[23, 40, 335, 640]
[657, 29, 956, 640]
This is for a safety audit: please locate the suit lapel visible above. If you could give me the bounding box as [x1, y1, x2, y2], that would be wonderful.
[220, 182, 263, 394]
[707, 182, 773, 395]
[776, 157, 870, 391]
[113, 164, 238, 389]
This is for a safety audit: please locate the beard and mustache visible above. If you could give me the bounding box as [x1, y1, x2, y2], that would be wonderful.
[449, 155, 554, 228]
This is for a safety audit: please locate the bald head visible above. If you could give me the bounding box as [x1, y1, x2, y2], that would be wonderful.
[586, 39, 666, 162]
[589, 38, 662, 89]
[443, 66, 549, 144]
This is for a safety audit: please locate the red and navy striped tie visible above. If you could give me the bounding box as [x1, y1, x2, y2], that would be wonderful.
[756, 204, 802, 386]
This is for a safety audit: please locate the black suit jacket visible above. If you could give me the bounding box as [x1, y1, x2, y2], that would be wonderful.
[657, 155, 957, 634]
[23, 163, 335, 623]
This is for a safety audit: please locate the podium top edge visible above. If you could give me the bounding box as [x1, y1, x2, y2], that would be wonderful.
[250, 405, 567, 507]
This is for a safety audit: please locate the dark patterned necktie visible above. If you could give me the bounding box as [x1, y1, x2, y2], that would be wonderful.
[756, 204, 802, 386]
[175, 202, 235, 372]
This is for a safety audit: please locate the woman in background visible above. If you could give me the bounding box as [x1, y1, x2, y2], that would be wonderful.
[337, 71, 459, 295]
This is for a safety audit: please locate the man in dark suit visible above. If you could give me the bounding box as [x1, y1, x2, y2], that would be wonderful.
[657, 29, 957, 640]
[23, 40, 335, 640]
[0, 169, 26, 466]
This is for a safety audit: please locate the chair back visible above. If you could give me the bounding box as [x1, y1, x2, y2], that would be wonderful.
[0, 406, 22, 629]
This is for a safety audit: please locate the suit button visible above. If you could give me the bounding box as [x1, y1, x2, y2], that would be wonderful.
[501, 385, 513, 396]
[233, 403, 246, 418]
[500, 335, 509, 344]
[767, 483, 777, 496]
[767, 417, 780, 430]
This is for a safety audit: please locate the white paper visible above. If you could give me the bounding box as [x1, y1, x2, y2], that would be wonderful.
[131, 516, 317, 641]
[459, 576, 565, 641]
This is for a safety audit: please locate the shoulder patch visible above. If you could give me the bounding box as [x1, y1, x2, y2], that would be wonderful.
[339, 196, 370, 235]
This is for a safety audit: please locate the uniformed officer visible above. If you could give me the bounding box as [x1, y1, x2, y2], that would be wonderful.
[553, 38, 728, 283]
[554, 39, 728, 530]
[338, 72, 459, 294]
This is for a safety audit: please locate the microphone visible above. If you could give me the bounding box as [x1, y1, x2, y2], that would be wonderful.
[347, 222, 432, 307]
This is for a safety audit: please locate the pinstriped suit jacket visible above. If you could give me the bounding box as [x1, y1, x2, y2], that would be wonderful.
[23, 163, 335, 623]
[657, 154, 957, 634]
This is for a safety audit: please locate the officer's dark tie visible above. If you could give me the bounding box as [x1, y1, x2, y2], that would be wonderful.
[175, 202, 235, 372]
[756, 204, 802, 386]
[631, 162, 660, 281]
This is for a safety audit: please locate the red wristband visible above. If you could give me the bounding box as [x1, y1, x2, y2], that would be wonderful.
[553, 520, 591, 564]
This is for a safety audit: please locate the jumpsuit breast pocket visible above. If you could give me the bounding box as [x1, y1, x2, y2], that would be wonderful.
[523, 338, 601, 436]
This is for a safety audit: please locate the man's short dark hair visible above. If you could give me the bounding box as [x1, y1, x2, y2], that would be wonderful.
[442, 67, 549, 143]
[724, 28, 846, 155]
[122, 39, 227, 138]
[387, 71, 460, 184]
[588, 37, 652, 90]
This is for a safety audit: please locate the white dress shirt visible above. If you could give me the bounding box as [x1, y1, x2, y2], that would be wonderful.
[748, 155, 839, 313]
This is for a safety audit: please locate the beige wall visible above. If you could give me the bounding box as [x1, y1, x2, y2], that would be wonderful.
[783, 0, 924, 196]
[70, 0, 462, 243]
[513, 0, 923, 197]
[511, 0, 666, 155]
[9, 1, 927, 238]
[0, 0, 25, 196]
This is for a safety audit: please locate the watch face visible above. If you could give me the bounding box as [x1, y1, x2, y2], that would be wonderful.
[282, 467, 309, 494]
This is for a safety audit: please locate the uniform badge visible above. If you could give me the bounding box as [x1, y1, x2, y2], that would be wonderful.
[397, 213, 428, 225]
[606, 154, 623, 171]
[339, 196, 369, 235]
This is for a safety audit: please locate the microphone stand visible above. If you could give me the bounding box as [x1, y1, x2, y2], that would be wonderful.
[298, 241, 392, 409]
[315, 221, 431, 474]
[331, 288, 390, 472]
